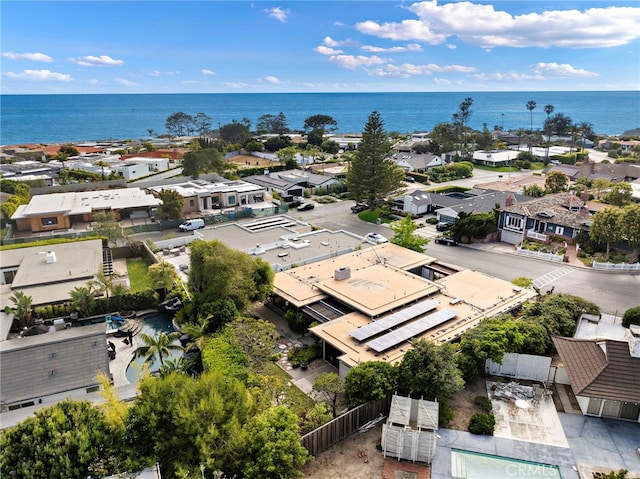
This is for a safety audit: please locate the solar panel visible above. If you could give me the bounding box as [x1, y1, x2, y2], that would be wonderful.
[366, 308, 457, 353]
[349, 300, 440, 342]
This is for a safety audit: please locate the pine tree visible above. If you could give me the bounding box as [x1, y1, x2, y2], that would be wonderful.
[346, 111, 405, 208]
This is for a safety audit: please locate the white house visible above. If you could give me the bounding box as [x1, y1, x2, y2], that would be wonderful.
[113, 157, 170, 181]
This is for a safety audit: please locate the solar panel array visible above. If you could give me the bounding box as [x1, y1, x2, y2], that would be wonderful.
[366, 308, 457, 353]
[349, 300, 440, 342]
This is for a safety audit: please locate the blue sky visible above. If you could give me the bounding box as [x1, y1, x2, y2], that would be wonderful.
[2, 0, 639, 94]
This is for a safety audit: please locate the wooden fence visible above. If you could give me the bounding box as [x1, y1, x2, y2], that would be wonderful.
[301, 395, 392, 457]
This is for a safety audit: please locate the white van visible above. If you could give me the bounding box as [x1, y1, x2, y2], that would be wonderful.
[178, 218, 205, 231]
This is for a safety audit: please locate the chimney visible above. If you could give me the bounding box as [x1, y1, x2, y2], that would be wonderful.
[627, 325, 640, 359]
[334, 267, 351, 281]
[580, 188, 589, 203]
[505, 194, 514, 207]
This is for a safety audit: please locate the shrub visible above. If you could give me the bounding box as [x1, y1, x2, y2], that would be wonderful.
[474, 395, 493, 413]
[284, 309, 313, 333]
[468, 413, 495, 435]
[622, 306, 640, 328]
[287, 344, 321, 368]
[439, 401, 455, 426]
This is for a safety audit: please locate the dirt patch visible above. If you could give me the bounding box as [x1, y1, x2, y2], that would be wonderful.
[229, 154, 279, 168]
[302, 423, 385, 479]
[443, 376, 489, 431]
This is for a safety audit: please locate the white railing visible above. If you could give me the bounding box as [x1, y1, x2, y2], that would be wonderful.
[526, 230, 547, 241]
[516, 247, 564, 263]
[592, 261, 640, 272]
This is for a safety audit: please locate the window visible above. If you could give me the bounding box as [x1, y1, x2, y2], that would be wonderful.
[228, 195, 236, 205]
[554, 226, 565, 235]
[189, 199, 195, 207]
[41, 217, 58, 226]
[505, 214, 523, 231]
[587, 398, 602, 415]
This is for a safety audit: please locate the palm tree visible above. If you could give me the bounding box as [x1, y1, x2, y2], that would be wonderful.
[526, 100, 536, 152]
[180, 318, 211, 352]
[95, 160, 109, 181]
[543, 105, 554, 164]
[579, 121, 593, 151]
[569, 124, 579, 154]
[90, 270, 115, 310]
[69, 286, 96, 318]
[134, 331, 183, 369]
[9, 291, 33, 329]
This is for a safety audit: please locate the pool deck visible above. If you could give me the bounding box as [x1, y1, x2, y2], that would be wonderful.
[431, 413, 640, 479]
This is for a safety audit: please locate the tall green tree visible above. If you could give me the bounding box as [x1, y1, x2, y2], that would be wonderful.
[93, 210, 125, 246]
[303, 114, 337, 133]
[257, 112, 289, 134]
[276, 146, 299, 169]
[242, 406, 310, 479]
[389, 215, 430, 252]
[226, 316, 279, 371]
[134, 331, 184, 368]
[193, 112, 212, 135]
[147, 260, 179, 296]
[0, 400, 115, 479]
[526, 100, 537, 134]
[8, 290, 33, 329]
[313, 372, 344, 418]
[428, 122, 456, 154]
[453, 97, 474, 156]
[156, 188, 184, 220]
[621, 203, 640, 261]
[604, 182, 632, 206]
[182, 148, 226, 179]
[189, 240, 274, 311]
[346, 111, 405, 209]
[544, 171, 569, 193]
[344, 361, 398, 408]
[396, 340, 464, 401]
[219, 118, 251, 144]
[165, 111, 194, 137]
[590, 207, 623, 260]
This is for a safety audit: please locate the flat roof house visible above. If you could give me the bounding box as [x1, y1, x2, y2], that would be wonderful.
[148, 179, 268, 215]
[271, 243, 536, 378]
[0, 239, 103, 318]
[10, 187, 161, 234]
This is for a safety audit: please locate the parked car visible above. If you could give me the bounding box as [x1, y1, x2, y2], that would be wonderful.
[405, 176, 416, 182]
[351, 203, 367, 213]
[297, 202, 315, 211]
[434, 236, 458, 246]
[436, 222, 451, 232]
[364, 232, 389, 244]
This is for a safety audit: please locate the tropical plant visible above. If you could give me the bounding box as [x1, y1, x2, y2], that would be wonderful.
[8, 290, 33, 328]
[134, 331, 184, 368]
[526, 100, 537, 144]
[69, 286, 96, 317]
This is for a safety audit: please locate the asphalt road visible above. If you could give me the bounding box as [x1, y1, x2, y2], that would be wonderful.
[288, 198, 640, 315]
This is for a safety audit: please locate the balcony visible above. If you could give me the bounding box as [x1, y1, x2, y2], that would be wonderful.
[526, 230, 547, 242]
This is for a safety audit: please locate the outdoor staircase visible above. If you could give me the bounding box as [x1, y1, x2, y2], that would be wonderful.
[102, 248, 114, 275]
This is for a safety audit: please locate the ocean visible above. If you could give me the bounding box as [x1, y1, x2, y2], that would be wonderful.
[1, 91, 638, 146]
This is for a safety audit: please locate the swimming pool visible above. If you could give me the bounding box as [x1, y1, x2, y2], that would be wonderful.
[451, 450, 561, 478]
[125, 311, 182, 383]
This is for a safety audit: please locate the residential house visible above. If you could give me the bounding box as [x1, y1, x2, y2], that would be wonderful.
[0, 239, 104, 311]
[148, 179, 268, 215]
[472, 150, 515, 167]
[10, 188, 161, 234]
[546, 160, 640, 184]
[394, 153, 444, 172]
[244, 168, 338, 198]
[553, 329, 640, 422]
[0, 323, 110, 410]
[271, 243, 536, 377]
[498, 192, 593, 245]
[598, 139, 640, 152]
[113, 157, 170, 181]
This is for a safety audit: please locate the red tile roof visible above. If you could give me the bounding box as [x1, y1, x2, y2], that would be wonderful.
[553, 337, 640, 403]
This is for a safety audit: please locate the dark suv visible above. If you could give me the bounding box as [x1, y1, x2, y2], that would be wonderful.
[351, 203, 367, 213]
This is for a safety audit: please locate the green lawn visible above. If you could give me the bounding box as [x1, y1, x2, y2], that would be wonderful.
[262, 361, 316, 415]
[358, 209, 393, 224]
[126, 257, 153, 292]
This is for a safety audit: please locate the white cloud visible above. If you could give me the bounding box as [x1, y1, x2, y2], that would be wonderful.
[433, 77, 451, 85]
[356, 1, 640, 49]
[333, 21, 345, 27]
[5, 69, 71, 82]
[224, 82, 249, 89]
[328, 55, 386, 70]
[531, 62, 599, 78]
[323, 36, 342, 48]
[368, 62, 476, 78]
[472, 71, 544, 82]
[201, 69, 216, 76]
[361, 43, 422, 53]
[149, 70, 161, 77]
[262, 75, 282, 84]
[69, 55, 124, 67]
[2, 52, 53, 62]
[265, 7, 290, 23]
[315, 45, 343, 55]
[114, 77, 138, 87]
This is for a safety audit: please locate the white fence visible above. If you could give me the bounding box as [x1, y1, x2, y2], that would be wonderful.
[592, 261, 640, 272]
[486, 353, 552, 382]
[516, 247, 564, 263]
[154, 231, 203, 250]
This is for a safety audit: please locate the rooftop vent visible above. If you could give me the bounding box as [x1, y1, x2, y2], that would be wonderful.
[334, 267, 351, 281]
[45, 251, 56, 264]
